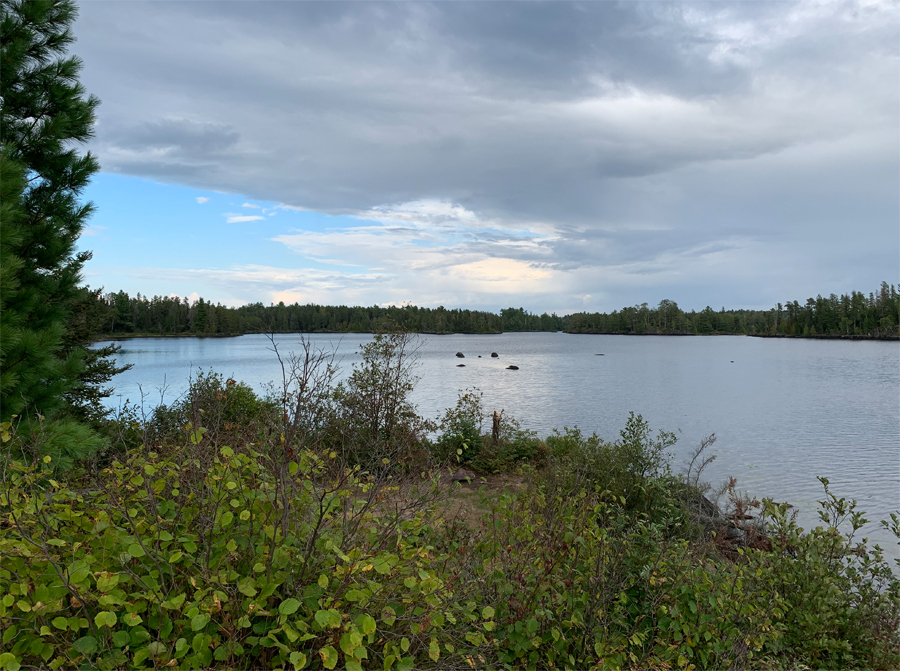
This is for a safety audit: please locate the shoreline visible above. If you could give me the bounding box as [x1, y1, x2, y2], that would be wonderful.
[750, 333, 899, 341]
[93, 330, 899, 343]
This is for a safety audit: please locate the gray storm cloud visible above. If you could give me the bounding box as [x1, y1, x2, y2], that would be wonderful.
[75, 0, 898, 311]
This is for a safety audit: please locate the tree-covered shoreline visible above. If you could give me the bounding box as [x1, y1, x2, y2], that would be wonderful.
[89, 282, 900, 340]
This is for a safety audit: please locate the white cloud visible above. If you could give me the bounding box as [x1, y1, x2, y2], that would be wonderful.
[195, 196, 209, 204]
[76, 1, 898, 311]
[225, 214, 265, 223]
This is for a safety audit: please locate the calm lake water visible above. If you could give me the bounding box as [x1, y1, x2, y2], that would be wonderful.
[98, 332, 900, 555]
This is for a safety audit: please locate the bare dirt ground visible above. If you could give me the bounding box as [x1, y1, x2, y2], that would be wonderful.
[434, 471, 527, 527]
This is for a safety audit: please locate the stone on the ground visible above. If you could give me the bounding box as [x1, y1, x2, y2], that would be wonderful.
[451, 468, 476, 483]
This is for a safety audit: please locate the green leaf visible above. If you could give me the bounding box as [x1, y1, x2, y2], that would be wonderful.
[73, 636, 98, 656]
[279, 598, 301, 615]
[360, 615, 376, 636]
[112, 631, 130, 648]
[482, 606, 495, 619]
[68, 561, 90, 584]
[94, 611, 117, 628]
[191, 614, 210, 631]
[315, 609, 342, 629]
[121, 612, 143, 627]
[429, 638, 440, 662]
[146, 641, 167, 656]
[0, 652, 20, 671]
[346, 660, 363, 671]
[289, 651, 307, 670]
[319, 645, 338, 670]
[220, 511, 234, 527]
[96, 573, 120, 592]
[127, 543, 146, 558]
[51, 617, 67, 631]
[237, 578, 257, 597]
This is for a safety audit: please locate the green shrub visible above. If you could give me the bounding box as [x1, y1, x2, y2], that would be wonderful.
[746, 479, 900, 669]
[469, 411, 546, 473]
[539, 412, 680, 521]
[433, 389, 484, 465]
[0, 447, 485, 671]
[454, 487, 780, 670]
[2, 437, 898, 670]
[143, 370, 279, 449]
[329, 333, 434, 470]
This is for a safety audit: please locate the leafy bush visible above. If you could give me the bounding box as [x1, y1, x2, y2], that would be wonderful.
[539, 412, 680, 521]
[745, 479, 900, 669]
[433, 389, 484, 465]
[454, 488, 780, 670]
[2, 422, 898, 670]
[0, 447, 485, 671]
[143, 370, 279, 450]
[329, 332, 434, 470]
[469, 410, 546, 473]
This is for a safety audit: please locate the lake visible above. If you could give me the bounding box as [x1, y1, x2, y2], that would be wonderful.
[98, 332, 900, 555]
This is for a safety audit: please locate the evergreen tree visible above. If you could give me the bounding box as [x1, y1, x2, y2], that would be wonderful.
[1, 0, 112, 465]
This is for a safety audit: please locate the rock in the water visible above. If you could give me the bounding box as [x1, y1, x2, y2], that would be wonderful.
[451, 468, 476, 483]
[456, 352, 465, 358]
[457, 364, 465, 367]
[490, 352, 499, 358]
[477, 355, 482, 358]
[506, 365, 519, 370]
[595, 353, 605, 356]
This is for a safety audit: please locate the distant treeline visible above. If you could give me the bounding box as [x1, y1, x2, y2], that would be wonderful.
[91, 282, 899, 338]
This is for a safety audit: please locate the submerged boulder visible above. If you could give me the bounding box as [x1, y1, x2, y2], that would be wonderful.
[490, 352, 499, 358]
[506, 365, 519, 370]
[456, 352, 465, 358]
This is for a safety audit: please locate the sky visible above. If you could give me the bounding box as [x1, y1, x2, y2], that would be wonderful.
[74, 0, 898, 314]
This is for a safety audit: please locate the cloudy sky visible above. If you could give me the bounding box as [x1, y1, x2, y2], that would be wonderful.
[75, 0, 898, 314]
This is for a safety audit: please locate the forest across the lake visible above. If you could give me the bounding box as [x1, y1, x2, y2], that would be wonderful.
[86, 281, 899, 339]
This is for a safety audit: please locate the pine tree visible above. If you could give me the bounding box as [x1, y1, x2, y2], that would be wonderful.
[1, 0, 113, 465]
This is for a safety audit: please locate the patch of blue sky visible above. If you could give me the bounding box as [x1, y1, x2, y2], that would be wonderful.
[78, 173, 377, 297]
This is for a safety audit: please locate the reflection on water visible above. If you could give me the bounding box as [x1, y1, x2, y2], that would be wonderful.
[98, 332, 900, 556]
